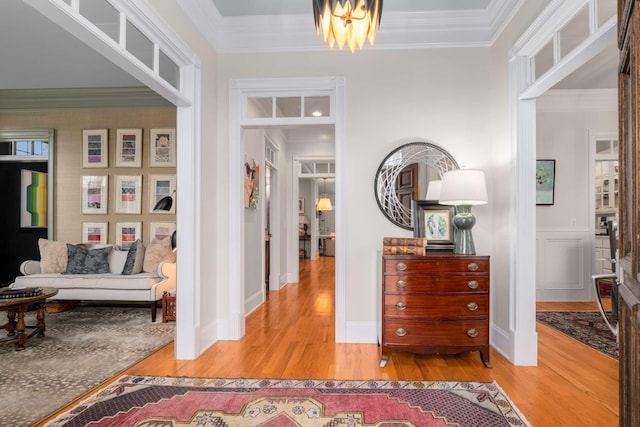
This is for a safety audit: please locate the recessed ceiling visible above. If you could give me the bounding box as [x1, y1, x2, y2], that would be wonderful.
[211, 0, 492, 16]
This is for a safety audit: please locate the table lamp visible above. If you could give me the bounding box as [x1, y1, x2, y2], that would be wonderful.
[439, 169, 488, 255]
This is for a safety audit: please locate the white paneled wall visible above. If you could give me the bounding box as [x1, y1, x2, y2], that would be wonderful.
[536, 230, 592, 301]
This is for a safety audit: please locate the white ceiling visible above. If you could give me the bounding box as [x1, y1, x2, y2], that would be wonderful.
[0, 1, 617, 96]
[0, 1, 141, 90]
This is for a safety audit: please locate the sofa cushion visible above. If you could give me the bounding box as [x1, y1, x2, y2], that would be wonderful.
[13, 272, 162, 290]
[109, 249, 129, 274]
[38, 239, 68, 273]
[65, 244, 112, 275]
[122, 240, 146, 275]
[143, 237, 172, 273]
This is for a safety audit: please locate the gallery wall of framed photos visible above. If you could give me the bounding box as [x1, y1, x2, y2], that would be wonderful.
[0, 107, 177, 246]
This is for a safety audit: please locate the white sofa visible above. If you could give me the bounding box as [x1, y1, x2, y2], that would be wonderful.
[12, 242, 176, 322]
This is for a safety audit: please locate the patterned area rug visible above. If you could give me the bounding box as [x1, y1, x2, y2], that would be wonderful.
[44, 376, 531, 427]
[536, 311, 618, 359]
[0, 305, 174, 427]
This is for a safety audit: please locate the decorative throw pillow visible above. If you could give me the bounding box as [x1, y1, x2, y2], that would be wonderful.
[64, 244, 112, 274]
[143, 237, 172, 273]
[38, 239, 68, 273]
[122, 240, 146, 275]
[109, 249, 129, 274]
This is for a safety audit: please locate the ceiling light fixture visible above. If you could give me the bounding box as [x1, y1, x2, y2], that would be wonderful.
[317, 178, 333, 211]
[312, 110, 323, 117]
[313, 0, 383, 53]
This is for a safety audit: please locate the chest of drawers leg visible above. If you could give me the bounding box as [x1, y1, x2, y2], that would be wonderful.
[380, 254, 491, 368]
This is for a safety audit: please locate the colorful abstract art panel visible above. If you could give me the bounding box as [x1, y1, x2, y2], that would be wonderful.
[21, 169, 47, 228]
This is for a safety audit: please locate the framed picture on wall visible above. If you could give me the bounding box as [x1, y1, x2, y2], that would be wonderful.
[82, 129, 108, 168]
[298, 198, 305, 214]
[149, 221, 176, 242]
[81, 175, 108, 214]
[149, 128, 176, 167]
[148, 174, 176, 213]
[115, 175, 142, 214]
[536, 159, 556, 205]
[115, 222, 141, 249]
[412, 200, 455, 251]
[81, 222, 108, 244]
[115, 129, 142, 168]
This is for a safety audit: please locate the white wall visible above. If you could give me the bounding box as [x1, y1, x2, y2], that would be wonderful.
[536, 90, 617, 301]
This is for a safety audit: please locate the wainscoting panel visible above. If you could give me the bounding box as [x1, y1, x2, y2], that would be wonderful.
[536, 230, 593, 301]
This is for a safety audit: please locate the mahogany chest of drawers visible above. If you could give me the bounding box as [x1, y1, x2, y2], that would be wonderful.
[379, 254, 491, 368]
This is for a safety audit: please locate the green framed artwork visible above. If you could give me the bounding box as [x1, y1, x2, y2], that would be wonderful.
[536, 159, 555, 205]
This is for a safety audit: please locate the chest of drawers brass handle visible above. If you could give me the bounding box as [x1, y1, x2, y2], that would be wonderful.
[467, 280, 479, 289]
[395, 328, 407, 337]
[467, 328, 479, 338]
[397, 262, 407, 271]
[467, 263, 479, 271]
[467, 302, 478, 311]
[396, 302, 406, 310]
[396, 280, 407, 288]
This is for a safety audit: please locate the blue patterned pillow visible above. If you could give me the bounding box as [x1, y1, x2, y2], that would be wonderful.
[122, 240, 145, 275]
[64, 244, 112, 274]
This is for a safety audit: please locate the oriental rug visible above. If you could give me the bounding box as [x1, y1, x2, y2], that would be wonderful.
[44, 376, 531, 427]
[0, 305, 174, 427]
[536, 311, 618, 359]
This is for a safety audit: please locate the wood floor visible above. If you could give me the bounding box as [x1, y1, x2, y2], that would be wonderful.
[38, 256, 618, 426]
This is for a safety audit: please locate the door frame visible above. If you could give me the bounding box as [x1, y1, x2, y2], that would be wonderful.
[228, 77, 346, 341]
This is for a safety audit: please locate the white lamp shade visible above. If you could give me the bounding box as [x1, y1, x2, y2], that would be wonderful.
[317, 197, 333, 211]
[439, 169, 488, 206]
[425, 180, 442, 200]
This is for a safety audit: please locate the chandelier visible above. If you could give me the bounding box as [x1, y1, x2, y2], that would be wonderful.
[313, 0, 383, 52]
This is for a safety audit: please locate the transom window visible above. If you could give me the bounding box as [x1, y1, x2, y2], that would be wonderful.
[0, 140, 49, 160]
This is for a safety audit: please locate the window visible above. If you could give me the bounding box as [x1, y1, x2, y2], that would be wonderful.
[0, 139, 49, 159]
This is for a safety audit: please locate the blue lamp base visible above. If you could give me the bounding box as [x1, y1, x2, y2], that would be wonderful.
[452, 205, 476, 255]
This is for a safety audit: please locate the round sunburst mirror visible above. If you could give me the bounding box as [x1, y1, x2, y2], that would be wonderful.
[374, 141, 459, 230]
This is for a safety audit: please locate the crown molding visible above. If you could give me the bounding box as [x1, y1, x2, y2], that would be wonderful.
[180, 0, 521, 52]
[0, 87, 173, 112]
[537, 88, 617, 112]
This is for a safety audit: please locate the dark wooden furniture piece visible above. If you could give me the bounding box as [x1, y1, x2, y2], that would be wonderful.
[0, 287, 58, 351]
[299, 234, 310, 259]
[162, 291, 176, 323]
[617, 1, 640, 424]
[379, 254, 490, 368]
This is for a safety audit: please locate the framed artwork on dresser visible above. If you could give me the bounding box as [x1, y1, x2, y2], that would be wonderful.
[412, 200, 455, 251]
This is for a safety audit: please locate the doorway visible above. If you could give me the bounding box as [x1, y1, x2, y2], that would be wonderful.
[0, 130, 54, 284]
[229, 78, 346, 341]
[591, 133, 618, 281]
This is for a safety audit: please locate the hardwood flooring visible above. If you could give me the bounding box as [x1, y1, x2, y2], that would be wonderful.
[38, 256, 619, 426]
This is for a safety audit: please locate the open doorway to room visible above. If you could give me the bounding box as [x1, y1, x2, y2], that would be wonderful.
[509, 1, 616, 364]
[229, 78, 346, 341]
[0, 130, 54, 285]
[2, 1, 202, 358]
[296, 160, 335, 266]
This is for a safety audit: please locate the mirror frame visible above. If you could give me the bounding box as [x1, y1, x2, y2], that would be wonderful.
[374, 141, 459, 230]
